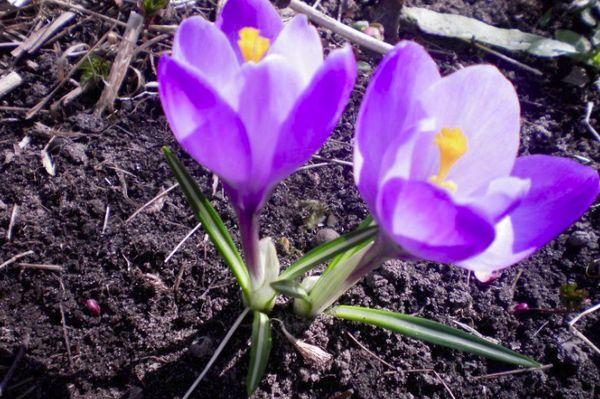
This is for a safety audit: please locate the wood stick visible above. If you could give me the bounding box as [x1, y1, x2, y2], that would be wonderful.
[18, 263, 64, 272]
[6, 204, 19, 240]
[11, 11, 76, 59]
[0, 72, 23, 99]
[101, 205, 110, 235]
[94, 11, 144, 116]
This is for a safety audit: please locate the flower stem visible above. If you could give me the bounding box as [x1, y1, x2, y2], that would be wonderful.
[238, 210, 263, 287]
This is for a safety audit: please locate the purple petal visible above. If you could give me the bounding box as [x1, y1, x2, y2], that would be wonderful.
[418, 65, 520, 199]
[172, 16, 239, 94]
[269, 45, 357, 185]
[158, 56, 251, 186]
[216, 0, 283, 61]
[468, 176, 531, 222]
[376, 178, 495, 264]
[460, 155, 599, 272]
[269, 15, 323, 86]
[355, 41, 440, 209]
[236, 55, 304, 187]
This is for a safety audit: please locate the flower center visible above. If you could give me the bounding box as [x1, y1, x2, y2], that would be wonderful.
[238, 27, 270, 63]
[429, 127, 468, 193]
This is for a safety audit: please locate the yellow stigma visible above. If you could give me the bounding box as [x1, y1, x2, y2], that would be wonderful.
[429, 127, 468, 193]
[238, 27, 270, 63]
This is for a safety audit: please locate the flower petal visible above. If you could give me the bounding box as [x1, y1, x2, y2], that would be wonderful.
[158, 56, 251, 186]
[468, 176, 531, 222]
[217, 0, 283, 61]
[172, 16, 239, 95]
[376, 178, 495, 264]
[269, 45, 357, 185]
[269, 15, 323, 86]
[418, 65, 520, 199]
[355, 41, 440, 209]
[237, 54, 304, 186]
[460, 155, 599, 272]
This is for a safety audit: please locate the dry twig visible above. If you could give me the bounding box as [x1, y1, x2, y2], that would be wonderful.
[164, 222, 203, 264]
[347, 332, 396, 370]
[472, 42, 543, 76]
[58, 278, 74, 370]
[288, 0, 393, 54]
[471, 364, 552, 380]
[0, 250, 34, 270]
[101, 205, 110, 235]
[584, 102, 600, 142]
[6, 204, 19, 241]
[125, 183, 179, 223]
[568, 302, 600, 355]
[182, 307, 250, 399]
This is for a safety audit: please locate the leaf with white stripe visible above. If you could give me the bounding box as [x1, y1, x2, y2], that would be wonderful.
[247, 311, 272, 396]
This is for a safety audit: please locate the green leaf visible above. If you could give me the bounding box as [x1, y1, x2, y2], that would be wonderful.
[331, 306, 541, 367]
[79, 54, 111, 87]
[270, 279, 310, 302]
[162, 146, 251, 298]
[142, 0, 169, 16]
[278, 224, 378, 281]
[247, 311, 272, 396]
[555, 30, 592, 53]
[247, 238, 280, 312]
[322, 216, 376, 278]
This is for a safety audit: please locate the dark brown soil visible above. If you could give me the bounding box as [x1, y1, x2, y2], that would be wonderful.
[1, 1, 598, 398]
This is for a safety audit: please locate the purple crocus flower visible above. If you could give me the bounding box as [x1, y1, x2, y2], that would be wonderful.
[158, 0, 357, 286]
[354, 41, 599, 277]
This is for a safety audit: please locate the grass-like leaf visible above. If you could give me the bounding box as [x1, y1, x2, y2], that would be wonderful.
[331, 305, 541, 367]
[163, 146, 251, 298]
[270, 279, 310, 302]
[321, 215, 376, 278]
[279, 223, 377, 281]
[247, 311, 272, 396]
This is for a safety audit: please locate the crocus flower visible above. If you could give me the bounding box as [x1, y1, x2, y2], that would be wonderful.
[158, 0, 357, 286]
[354, 41, 599, 278]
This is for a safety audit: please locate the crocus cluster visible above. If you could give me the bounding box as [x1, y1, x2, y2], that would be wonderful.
[159, 0, 599, 312]
[158, 0, 357, 288]
[158, 0, 600, 395]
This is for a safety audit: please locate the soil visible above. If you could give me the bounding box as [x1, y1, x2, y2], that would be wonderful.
[0, 0, 598, 398]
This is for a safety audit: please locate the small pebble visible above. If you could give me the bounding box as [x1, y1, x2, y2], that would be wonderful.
[189, 337, 213, 358]
[567, 231, 589, 248]
[85, 299, 101, 317]
[314, 228, 340, 246]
